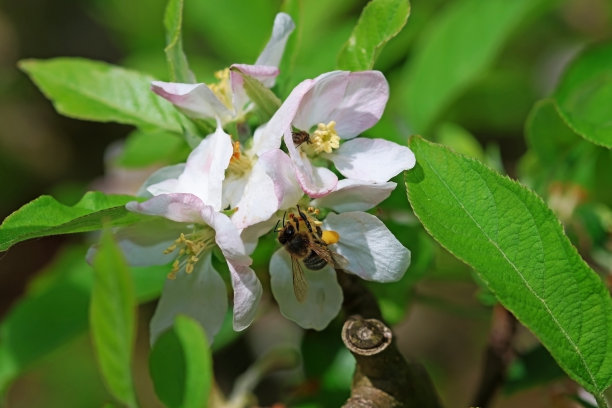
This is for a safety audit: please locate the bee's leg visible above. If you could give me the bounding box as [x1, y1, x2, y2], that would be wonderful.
[297, 206, 314, 233]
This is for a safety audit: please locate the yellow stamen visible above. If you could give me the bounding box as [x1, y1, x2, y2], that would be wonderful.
[302, 121, 340, 155]
[162, 228, 215, 279]
[227, 140, 253, 177]
[207, 68, 232, 109]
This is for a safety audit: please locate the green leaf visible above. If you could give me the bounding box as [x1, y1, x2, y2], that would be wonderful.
[164, 0, 195, 83]
[0, 244, 167, 395]
[116, 129, 189, 168]
[554, 42, 612, 148]
[0, 245, 91, 394]
[90, 230, 138, 407]
[405, 136, 612, 395]
[149, 315, 212, 408]
[19, 58, 184, 134]
[337, 0, 410, 71]
[399, 0, 551, 133]
[230, 66, 281, 120]
[0, 192, 143, 251]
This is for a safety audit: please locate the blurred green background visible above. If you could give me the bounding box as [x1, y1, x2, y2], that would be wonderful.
[0, 0, 611, 407]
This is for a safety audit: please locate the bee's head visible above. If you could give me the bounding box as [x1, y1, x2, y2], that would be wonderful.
[278, 224, 295, 244]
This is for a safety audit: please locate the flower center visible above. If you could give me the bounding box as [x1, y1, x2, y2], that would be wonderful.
[227, 140, 253, 177]
[301, 121, 340, 156]
[163, 228, 215, 279]
[208, 68, 232, 109]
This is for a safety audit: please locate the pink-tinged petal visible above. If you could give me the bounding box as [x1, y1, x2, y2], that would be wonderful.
[284, 130, 337, 198]
[292, 71, 389, 138]
[255, 12, 295, 68]
[151, 81, 232, 121]
[150, 252, 227, 344]
[127, 194, 206, 224]
[230, 64, 279, 117]
[312, 179, 396, 212]
[251, 79, 315, 156]
[269, 249, 343, 330]
[176, 123, 232, 210]
[323, 212, 410, 282]
[329, 138, 416, 182]
[257, 149, 303, 210]
[200, 206, 250, 265]
[228, 261, 262, 331]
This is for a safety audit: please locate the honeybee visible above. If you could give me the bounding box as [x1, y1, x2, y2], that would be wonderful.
[291, 129, 310, 147]
[276, 206, 348, 302]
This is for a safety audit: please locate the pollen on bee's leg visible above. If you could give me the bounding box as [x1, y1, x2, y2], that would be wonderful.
[321, 230, 340, 245]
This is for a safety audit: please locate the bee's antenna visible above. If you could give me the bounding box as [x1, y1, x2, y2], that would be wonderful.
[282, 211, 286, 227]
[273, 219, 281, 233]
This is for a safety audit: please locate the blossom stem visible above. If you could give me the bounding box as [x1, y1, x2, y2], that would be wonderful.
[336, 270, 443, 408]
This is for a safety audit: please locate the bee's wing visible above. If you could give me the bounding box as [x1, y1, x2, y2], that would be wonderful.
[308, 242, 350, 270]
[330, 251, 350, 270]
[291, 256, 308, 303]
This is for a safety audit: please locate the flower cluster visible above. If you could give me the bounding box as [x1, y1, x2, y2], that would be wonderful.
[114, 13, 416, 341]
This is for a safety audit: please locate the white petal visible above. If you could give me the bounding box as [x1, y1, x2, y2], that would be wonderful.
[127, 194, 206, 224]
[151, 81, 232, 122]
[255, 12, 295, 68]
[292, 71, 389, 138]
[223, 173, 249, 209]
[241, 216, 281, 255]
[329, 138, 416, 182]
[149, 252, 228, 344]
[228, 261, 262, 331]
[231, 160, 279, 229]
[137, 164, 185, 198]
[113, 218, 186, 266]
[312, 179, 396, 212]
[269, 249, 343, 330]
[323, 212, 410, 282]
[200, 206, 250, 265]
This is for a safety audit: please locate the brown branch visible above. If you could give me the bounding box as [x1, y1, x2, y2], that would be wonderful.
[471, 304, 517, 408]
[336, 270, 443, 408]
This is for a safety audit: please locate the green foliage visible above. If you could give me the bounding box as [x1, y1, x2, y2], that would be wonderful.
[0, 245, 166, 395]
[405, 136, 612, 395]
[337, 0, 410, 71]
[90, 230, 138, 407]
[523, 99, 612, 205]
[0, 246, 92, 394]
[554, 42, 612, 148]
[19, 58, 185, 134]
[149, 315, 212, 408]
[164, 0, 195, 83]
[504, 346, 565, 395]
[117, 130, 189, 168]
[0, 192, 143, 251]
[399, 0, 551, 133]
